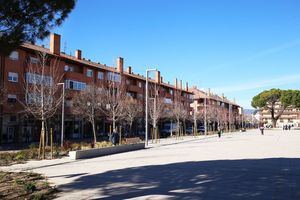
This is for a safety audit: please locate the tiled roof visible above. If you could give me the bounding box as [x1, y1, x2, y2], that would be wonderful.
[189, 87, 240, 107]
[20, 43, 192, 93]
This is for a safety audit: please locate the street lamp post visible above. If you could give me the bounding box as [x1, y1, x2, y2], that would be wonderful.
[204, 95, 207, 135]
[229, 103, 231, 132]
[145, 68, 157, 147]
[58, 83, 65, 147]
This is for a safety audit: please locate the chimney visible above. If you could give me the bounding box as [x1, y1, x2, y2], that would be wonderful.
[208, 88, 211, 96]
[50, 33, 61, 55]
[222, 93, 225, 99]
[186, 82, 189, 91]
[75, 49, 82, 60]
[175, 78, 178, 89]
[155, 71, 161, 83]
[117, 57, 124, 73]
[160, 76, 163, 83]
[180, 80, 182, 90]
[126, 66, 132, 74]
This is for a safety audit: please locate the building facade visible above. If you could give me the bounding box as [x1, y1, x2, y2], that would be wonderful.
[259, 106, 300, 128]
[190, 86, 243, 132]
[0, 33, 193, 144]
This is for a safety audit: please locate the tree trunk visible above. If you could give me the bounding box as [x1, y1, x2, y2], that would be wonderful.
[177, 120, 180, 138]
[45, 121, 48, 147]
[271, 118, 277, 128]
[113, 118, 116, 131]
[170, 121, 173, 137]
[92, 120, 97, 144]
[41, 120, 45, 159]
[130, 122, 132, 136]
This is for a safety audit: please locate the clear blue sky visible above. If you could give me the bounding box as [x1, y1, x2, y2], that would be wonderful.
[41, 0, 300, 109]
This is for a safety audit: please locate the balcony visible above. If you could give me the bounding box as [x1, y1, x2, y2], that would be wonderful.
[127, 85, 142, 93]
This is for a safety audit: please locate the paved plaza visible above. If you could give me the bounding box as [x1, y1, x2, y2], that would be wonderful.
[1, 129, 300, 199]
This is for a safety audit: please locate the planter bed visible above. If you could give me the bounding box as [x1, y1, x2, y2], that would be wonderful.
[69, 142, 145, 160]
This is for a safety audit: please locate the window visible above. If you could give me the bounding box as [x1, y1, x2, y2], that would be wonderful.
[169, 89, 173, 95]
[97, 71, 104, 80]
[127, 92, 134, 97]
[26, 73, 53, 86]
[164, 98, 173, 104]
[107, 72, 121, 82]
[7, 94, 17, 103]
[30, 57, 39, 64]
[65, 80, 86, 91]
[66, 100, 73, 107]
[137, 94, 143, 99]
[9, 51, 19, 60]
[126, 79, 131, 85]
[8, 72, 18, 82]
[138, 81, 142, 88]
[26, 93, 42, 104]
[10, 115, 17, 122]
[64, 65, 74, 72]
[86, 69, 93, 77]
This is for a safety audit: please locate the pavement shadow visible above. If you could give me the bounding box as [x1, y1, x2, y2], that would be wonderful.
[60, 158, 300, 199]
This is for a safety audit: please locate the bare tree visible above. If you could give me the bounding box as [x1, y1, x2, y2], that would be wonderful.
[148, 84, 166, 141]
[124, 97, 143, 136]
[100, 74, 127, 131]
[217, 106, 228, 129]
[171, 90, 188, 137]
[73, 84, 102, 144]
[21, 51, 64, 159]
[206, 103, 218, 131]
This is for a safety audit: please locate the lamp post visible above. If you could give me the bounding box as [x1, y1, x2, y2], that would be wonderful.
[57, 82, 65, 147]
[204, 94, 207, 135]
[229, 103, 231, 132]
[145, 68, 157, 147]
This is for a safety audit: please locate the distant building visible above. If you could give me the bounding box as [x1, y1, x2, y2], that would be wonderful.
[189, 86, 243, 132]
[259, 106, 300, 128]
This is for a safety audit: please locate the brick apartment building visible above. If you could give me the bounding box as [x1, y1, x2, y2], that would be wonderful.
[0, 33, 193, 144]
[190, 86, 242, 131]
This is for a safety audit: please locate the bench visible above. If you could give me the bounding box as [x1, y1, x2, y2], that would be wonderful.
[125, 137, 141, 144]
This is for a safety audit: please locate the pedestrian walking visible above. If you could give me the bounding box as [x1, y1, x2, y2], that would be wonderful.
[111, 128, 121, 145]
[217, 123, 223, 138]
[259, 122, 264, 135]
[111, 129, 117, 145]
[288, 125, 291, 131]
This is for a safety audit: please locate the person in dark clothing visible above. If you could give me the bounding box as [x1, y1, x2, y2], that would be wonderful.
[217, 124, 223, 138]
[259, 122, 264, 135]
[115, 130, 120, 145]
[111, 129, 116, 145]
[111, 129, 120, 145]
[288, 125, 291, 131]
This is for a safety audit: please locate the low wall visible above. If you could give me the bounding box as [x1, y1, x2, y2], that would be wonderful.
[69, 143, 145, 160]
